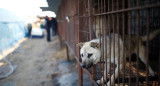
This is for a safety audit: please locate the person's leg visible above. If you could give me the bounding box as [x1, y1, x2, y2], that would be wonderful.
[28, 28, 32, 38]
[47, 28, 51, 41]
[52, 26, 56, 36]
[48, 28, 51, 41]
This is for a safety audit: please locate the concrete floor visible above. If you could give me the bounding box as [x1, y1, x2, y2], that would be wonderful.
[0, 34, 92, 86]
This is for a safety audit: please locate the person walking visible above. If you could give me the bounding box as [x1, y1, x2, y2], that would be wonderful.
[50, 17, 57, 36]
[45, 16, 51, 42]
[26, 23, 32, 38]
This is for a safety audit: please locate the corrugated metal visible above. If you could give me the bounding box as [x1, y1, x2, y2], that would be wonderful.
[40, 0, 62, 14]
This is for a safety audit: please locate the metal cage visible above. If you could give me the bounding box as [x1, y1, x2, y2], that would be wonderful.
[57, 0, 160, 86]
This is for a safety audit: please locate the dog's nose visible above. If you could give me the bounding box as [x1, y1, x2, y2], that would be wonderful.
[81, 63, 85, 68]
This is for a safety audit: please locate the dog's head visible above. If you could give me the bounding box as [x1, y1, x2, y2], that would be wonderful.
[77, 42, 101, 69]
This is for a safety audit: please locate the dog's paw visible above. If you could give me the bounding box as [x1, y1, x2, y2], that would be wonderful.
[96, 80, 100, 84]
[150, 72, 155, 76]
[95, 81, 100, 86]
[107, 82, 110, 86]
[149, 69, 155, 76]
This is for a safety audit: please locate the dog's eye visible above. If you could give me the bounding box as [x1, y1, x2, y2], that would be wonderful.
[81, 54, 83, 57]
[88, 53, 92, 58]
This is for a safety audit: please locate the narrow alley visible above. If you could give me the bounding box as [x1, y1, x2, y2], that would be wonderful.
[0, 35, 91, 86]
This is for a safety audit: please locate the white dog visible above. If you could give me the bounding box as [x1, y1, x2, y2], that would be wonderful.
[77, 29, 159, 85]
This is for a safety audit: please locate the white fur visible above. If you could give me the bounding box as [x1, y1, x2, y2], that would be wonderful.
[79, 32, 157, 85]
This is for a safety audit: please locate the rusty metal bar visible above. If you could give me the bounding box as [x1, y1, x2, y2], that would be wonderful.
[99, 1, 105, 86]
[146, 0, 150, 85]
[108, 0, 110, 12]
[109, 15, 112, 86]
[101, 0, 103, 13]
[159, 36, 160, 85]
[98, 0, 100, 13]
[146, 12, 150, 86]
[112, 0, 116, 85]
[104, 15, 108, 86]
[66, 45, 70, 61]
[79, 15, 88, 18]
[93, 3, 160, 16]
[112, 15, 116, 86]
[112, 0, 114, 11]
[104, 2, 107, 86]
[102, 2, 105, 86]
[78, 63, 83, 86]
[79, 30, 90, 34]
[136, 0, 140, 86]
[88, 0, 92, 42]
[102, 17, 105, 86]
[101, 1, 105, 86]
[114, 76, 158, 83]
[128, 0, 131, 85]
[122, 0, 125, 85]
[87, 18, 89, 42]
[117, 0, 120, 85]
[78, 0, 83, 86]
[83, 69, 98, 86]
[107, 1, 111, 86]
[66, 42, 84, 85]
[104, 0, 106, 12]
[97, 0, 102, 86]
[87, 0, 96, 86]
[92, 66, 96, 86]
[92, 11, 96, 86]
[66, 41, 97, 86]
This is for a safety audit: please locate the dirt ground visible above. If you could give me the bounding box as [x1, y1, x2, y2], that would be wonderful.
[0, 35, 91, 86]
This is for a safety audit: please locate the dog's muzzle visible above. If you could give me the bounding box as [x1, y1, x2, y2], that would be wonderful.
[81, 62, 93, 69]
[81, 63, 85, 68]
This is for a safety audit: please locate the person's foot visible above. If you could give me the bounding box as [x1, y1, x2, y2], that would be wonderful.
[47, 40, 51, 42]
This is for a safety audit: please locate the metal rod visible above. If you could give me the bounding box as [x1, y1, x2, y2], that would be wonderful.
[101, 0, 103, 13]
[146, 1, 150, 85]
[78, 62, 83, 86]
[97, 0, 102, 86]
[108, 0, 110, 12]
[88, 0, 92, 42]
[104, 14, 108, 86]
[122, 0, 125, 85]
[83, 69, 98, 86]
[93, 3, 160, 16]
[108, 14, 111, 86]
[107, 1, 111, 86]
[88, 1, 95, 85]
[136, 0, 140, 85]
[102, 17, 105, 86]
[112, 14, 116, 86]
[159, 35, 160, 85]
[112, 0, 116, 85]
[78, 0, 83, 86]
[98, 0, 100, 13]
[92, 13, 96, 86]
[112, 0, 114, 11]
[116, 0, 120, 85]
[101, 1, 105, 85]
[111, 0, 116, 85]
[104, 0, 106, 12]
[66, 45, 70, 61]
[128, 0, 131, 85]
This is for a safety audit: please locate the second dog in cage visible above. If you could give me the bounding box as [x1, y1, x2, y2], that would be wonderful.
[77, 29, 160, 85]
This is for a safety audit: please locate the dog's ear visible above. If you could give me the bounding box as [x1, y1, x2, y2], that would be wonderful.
[77, 42, 84, 48]
[90, 42, 100, 48]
